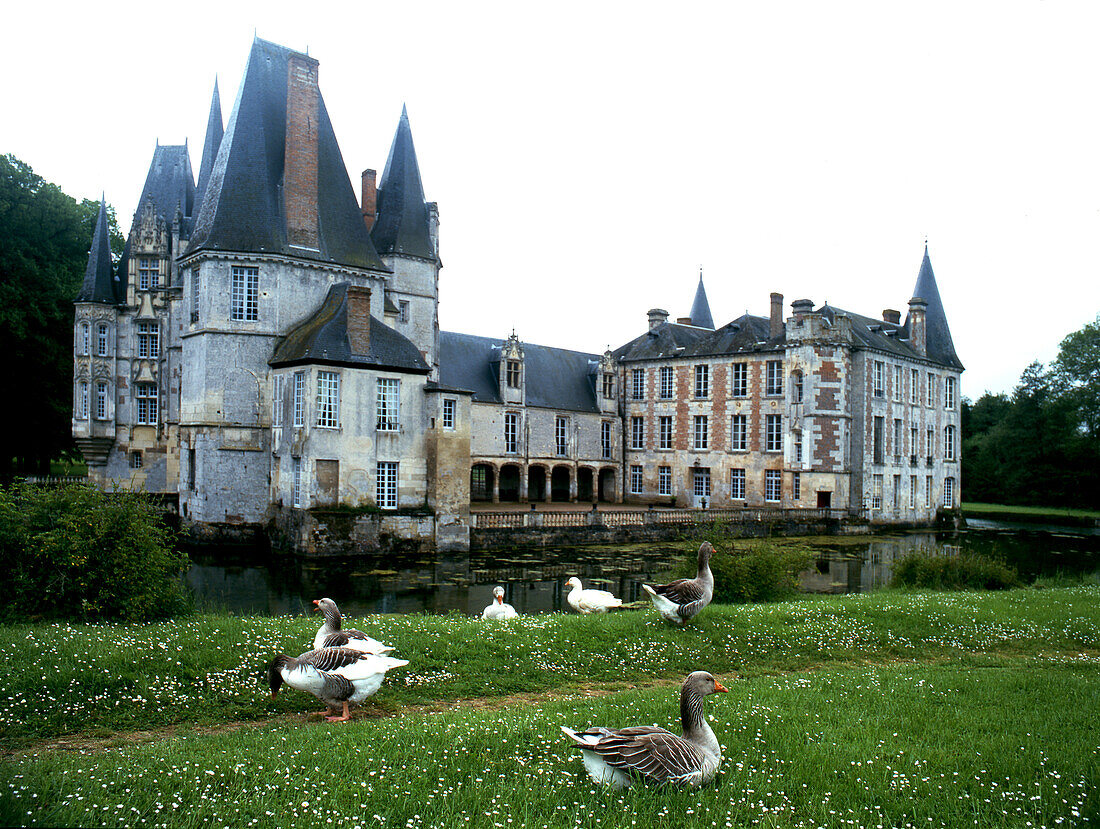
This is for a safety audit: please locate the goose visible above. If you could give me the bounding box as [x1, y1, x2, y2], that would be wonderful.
[643, 541, 715, 625]
[482, 586, 518, 619]
[561, 671, 729, 788]
[312, 598, 393, 654]
[267, 647, 409, 722]
[565, 577, 623, 614]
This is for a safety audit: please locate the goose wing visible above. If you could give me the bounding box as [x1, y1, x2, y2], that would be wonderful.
[297, 647, 369, 672]
[652, 577, 704, 605]
[577, 726, 705, 785]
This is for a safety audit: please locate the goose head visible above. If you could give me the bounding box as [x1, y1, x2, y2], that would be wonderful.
[685, 670, 728, 695]
[313, 598, 339, 622]
[698, 542, 715, 563]
[565, 577, 582, 591]
[493, 586, 506, 604]
[267, 655, 293, 699]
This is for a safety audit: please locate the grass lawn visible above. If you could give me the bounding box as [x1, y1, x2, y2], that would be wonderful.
[2, 588, 1099, 827]
[963, 502, 1100, 522]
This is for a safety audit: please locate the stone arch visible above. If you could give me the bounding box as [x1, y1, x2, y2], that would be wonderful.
[576, 466, 595, 502]
[598, 467, 617, 503]
[527, 464, 548, 502]
[550, 465, 571, 502]
[499, 463, 522, 502]
[471, 463, 494, 502]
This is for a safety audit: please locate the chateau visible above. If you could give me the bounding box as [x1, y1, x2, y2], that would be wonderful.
[72, 39, 963, 551]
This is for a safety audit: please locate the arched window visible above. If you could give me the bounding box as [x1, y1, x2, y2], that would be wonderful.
[96, 323, 109, 356]
[78, 322, 90, 355]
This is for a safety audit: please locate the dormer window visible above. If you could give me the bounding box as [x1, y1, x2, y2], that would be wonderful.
[138, 258, 159, 291]
[506, 360, 521, 388]
[602, 374, 614, 398]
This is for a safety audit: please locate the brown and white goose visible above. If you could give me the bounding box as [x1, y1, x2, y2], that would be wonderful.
[482, 586, 518, 620]
[565, 577, 623, 614]
[312, 598, 393, 654]
[267, 646, 409, 722]
[561, 671, 729, 788]
[643, 542, 715, 625]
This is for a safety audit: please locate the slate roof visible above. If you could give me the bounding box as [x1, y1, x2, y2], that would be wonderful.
[439, 332, 603, 413]
[614, 314, 777, 362]
[903, 247, 963, 370]
[371, 106, 436, 261]
[76, 198, 117, 304]
[186, 38, 388, 272]
[269, 283, 429, 373]
[194, 79, 223, 215]
[689, 275, 715, 329]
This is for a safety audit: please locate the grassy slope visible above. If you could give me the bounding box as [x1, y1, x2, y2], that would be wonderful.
[963, 501, 1100, 521]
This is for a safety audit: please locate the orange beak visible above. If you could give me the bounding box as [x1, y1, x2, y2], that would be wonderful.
[714, 681, 729, 693]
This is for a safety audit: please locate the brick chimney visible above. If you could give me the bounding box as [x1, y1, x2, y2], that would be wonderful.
[648, 309, 669, 330]
[360, 169, 377, 231]
[770, 292, 784, 339]
[908, 297, 927, 356]
[791, 298, 814, 320]
[882, 308, 901, 325]
[347, 285, 372, 355]
[284, 53, 321, 250]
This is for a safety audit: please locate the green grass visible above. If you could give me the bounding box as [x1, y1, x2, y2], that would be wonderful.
[963, 501, 1100, 521]
[2, 589, 1100, 827]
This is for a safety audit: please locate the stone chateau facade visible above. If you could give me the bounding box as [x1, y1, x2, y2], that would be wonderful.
[72, 39, 963, 550]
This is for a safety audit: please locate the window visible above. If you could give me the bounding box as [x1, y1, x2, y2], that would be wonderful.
[910, 369, 919, 404]
[910, 426, 918, 462]
[376, 378, 400, 431]
[658, 465, 671, 495]
[910, 475, 917, 509]
[556, 416, 568, 457]
[892, 418, 902, 464]
[631, 368, 644, 400]
[135, 383, 157, 425]
[190, 268, 200, 322]
[792, 472, 801, 501]
[76, 381, 89, 419]
[927, 373, 936, 407]
[272, 375, 284, 427]
[138, 257, 158, 291]
[631, 416, 645, 450]
[926, 426, 934, 460]
[95, 381, 108, 420]
[873, 361, 884, 398]
[630, 465, 643, 494]
[893, 365, 902, 401]
[601, 421, 612, 459]
[693, 415, 708, 450]
[603, 374, 614, 399]
[794, 431, 803, 464]
[398, 300, 410, 323]
[872, 474, 883, 510]
[730, 468, 745, 500]
[504, 412, 518, 454]
[293, 372, 305, 427]
[443, 399, 456, 430]
[731, 362, 748, 397]
[765, 414, 782, 452]
[292, 457, 303, 507]
[765, 469, 781, 502]
[730, 414, 747, 451]
[659, 366, 673, 399]
[694, 364, 709, 398]
[79, 322, 89, 355]
[96, 323, 109, 356]
[230, 265, 259, 321]
[944, 425, 956, 461]
[693, 468, 711, 498]
[766, 361, 783, 396]
[129, 451, 143, 469]
[506, 360, 521, 388]
[944, 376, 956, 409]
[316, 371, 340, 428]
[926, 475, 933, 507]
[943, 476, 955, 508]
[658, 415, 672, 450]
[377, 461, 398, 509]
[892, 474, 901, 510]
[791, 370, 803, 403]
[136, 321, 159, 359]
[188, 448, 196, 491]
[873, 416, 884, 464]
[471, 467, 488, 499]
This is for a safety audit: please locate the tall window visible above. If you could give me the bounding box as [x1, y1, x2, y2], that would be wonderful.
[659, 366, 673, 399]
[873, 416, 884, 464]
[943, 476, 955, 508]
[892, 418, 902, 463]
[926, 373, 936, 407]
[631, 416, 644, 450]
[272, 375, 284, 427]
[601, 421, 612, 459]
[926, 425, 934, 459]
[230, 266, 259, 321]
[730, 468, 745, 500]
[630, 465, 643, 494]
[76, 381, 89, 419]
[793, 431, 803, 464]
[316, 371, 340, 428]
[136, 321, 159, 359]
[443, 399, 456, 430]
[135, 383, 157, 425]
[694, 364, 709, 398]
[130, 451, 142, 469]
[926, 475, 933, 507]
[602, 374, 614, 398]
[556, 416, 568, 456]
[765, 414, 782, 452]
[506, 360, 521, 388]
[693, 415, 708, 450]
[398, 300, 410, 323]
[909, 476, 917, 509]
[631, 368, 644, 400]
[730, 414, 747, 451]
[190, 268, 200, 321]
[658, 465, 671, 495]
[944, 425, 956, 461]
[292, 457, 303, 507]
[910, 369, 919, 404]
[95, 381, 108, 419]
[293, 372, 306, 427]
[765, 469, 781, 502]
[766, 361, 782, 396]
[96, 323, 109, 356]
[792, 472, 801, 501]
[944, 377, 956, 409]
[138, 257, 158, 291]
[731, 363, 748, 397]
[79, 322, 89, 356]
[504, 412, 518, 453]
[693, 468, 711, 498]
[376, 378, 400, 431]
[910, 426, 918, 461]
[872, 474, 883, 510]
[791, 370, 803, 403]
[873, 361, 884, 398]
[893, 365, 902, 401]
[377, 461, 398, 509]
[658, 415, 672, 450]
[892, 474, 901, 510]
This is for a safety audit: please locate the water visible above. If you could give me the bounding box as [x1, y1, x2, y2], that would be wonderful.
[186, 521, 1100, 618]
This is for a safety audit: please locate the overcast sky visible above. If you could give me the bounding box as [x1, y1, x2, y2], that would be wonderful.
[6, 0, 1098, 397]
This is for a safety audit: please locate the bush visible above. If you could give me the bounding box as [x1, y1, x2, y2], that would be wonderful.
[675, 540, 815, 603]
[890, 552, 1021, 591]
[0, 483, 190, 622]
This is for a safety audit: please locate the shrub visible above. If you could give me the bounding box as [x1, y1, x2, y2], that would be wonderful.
[675, 540, 815, 603]
[890, 552, 1021, 591]
[0, 483, 190, 622]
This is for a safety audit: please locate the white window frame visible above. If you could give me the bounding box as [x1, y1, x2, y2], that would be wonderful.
[630, 465, 643, 494]
[272, 375, 284, 427]
[376, 378, 400, 432]
[135, 383, 157, 426]
[136, 321, 158, 359]
[601, 421, 612, 459]
[873, 361, 884, 398]
[731, 362, 748, 397]
[76, 381, 89, 419]
[871, 473, 883, 510]
[765, 414, 782, 453]
[138, 257, 158, 291]
[909, 475, 917, 509]
[730, 468, 745, 500]
[943, 476, 955, 508]
[96, 323, 109, 357]
[765, 469, 781, 502]
[631, 416, 644, 450]
[631, 368, 645, 400]
[79, 322, 89, 356]
[926, 426, 934, 459]
[792, 471, 801, 501]
[926, 475, 933, 507]
[893, 418, 902, 464]
[292, 456, 303, 507]
[443, 398, 456, 430]
[94, 381, 108, 420]
[944, 425, 956, 461]
[190, 267, 200, 321]
[398, 300, 410, 323]
[927, 372, 936, 407]
[730, 414, 747, 452]
[893, 365, 902, 402]
[555, 416, 568, 457]
[658, 415, 672, 450]
[293, 372, 306, 427]
[944, 377, 956, 410]
[693, 468, 711, 498]
[658, 465, 671, 495]
[794, 431, 803, 464]
[377, 461, 398, 509]
[791, 370, 803, 403]
[659, 366, 673, 399]
[230, 265, 259, 322]
[910, 368, 919, 405]
[694, 364, 709, 398]
[504, 412, 518, 454]
[693, 415, 708, 451]
[316, 371, 340, 429]
[766, 360, 783, 396]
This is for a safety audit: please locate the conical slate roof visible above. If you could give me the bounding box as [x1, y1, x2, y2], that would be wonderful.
[689, 274, 715, 329]
[371, 105, 435, 260]
[194, 79, 223, 214]
[903, 246, 963, 370]
[76, 198, 117, 304]
[135, 144, 195, 228]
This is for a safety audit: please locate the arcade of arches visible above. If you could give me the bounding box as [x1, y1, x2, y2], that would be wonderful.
[470, 462, 620, 504]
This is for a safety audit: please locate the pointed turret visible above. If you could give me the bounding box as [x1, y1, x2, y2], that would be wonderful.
[76, 198, 117, 304]
[904, 245, 963, 369]
[195, 78, 223, 213]
[371, 105, 435, 260]
[689, 271, 715, 329]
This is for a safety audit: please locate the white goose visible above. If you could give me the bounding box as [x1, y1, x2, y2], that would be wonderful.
[482, 586, 518, 619]
[643, 542, 715, 625]
[561, 671, 729, 788]
[312, 598, 393, 654]
[267, 647, 409, 722]
[565, 577, 623, 614]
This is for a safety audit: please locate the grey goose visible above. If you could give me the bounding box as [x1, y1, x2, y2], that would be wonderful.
[643, 542, 715, 624]
[312, 597, 393, 654]
[267, 646, 409, 722]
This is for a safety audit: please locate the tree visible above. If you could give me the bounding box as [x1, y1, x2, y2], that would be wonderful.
[1049, 315, 1100, 443]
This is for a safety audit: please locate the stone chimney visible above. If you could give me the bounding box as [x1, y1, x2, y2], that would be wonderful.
[361, 169, 377, 231]
[347, 285, 372, 355]
[648, 308, 669, 331]
[908, 297, 927, 356]
[770, 292, 784, 339]
[285, 53, 321, 250]
[882, 308, 901, 325]
[427, 202, 439, 258]
[791, 298, 814, 320]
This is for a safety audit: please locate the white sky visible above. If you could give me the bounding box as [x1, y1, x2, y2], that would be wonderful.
[6, 0, 1098, 398]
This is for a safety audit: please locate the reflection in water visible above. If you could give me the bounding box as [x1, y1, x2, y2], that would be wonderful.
[186, 524, 1100, 617]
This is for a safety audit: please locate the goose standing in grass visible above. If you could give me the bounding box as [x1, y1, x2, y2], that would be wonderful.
[267, 647, 409, 722]
[561, 671, 729, 788]
[565, 577, 623, 614]
[312, 598, 393, 654]
[643, 541, 715, 625]
[482, 586, 518, 619]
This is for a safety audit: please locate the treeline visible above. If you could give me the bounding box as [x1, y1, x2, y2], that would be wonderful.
[962, 316, 1100, 509]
